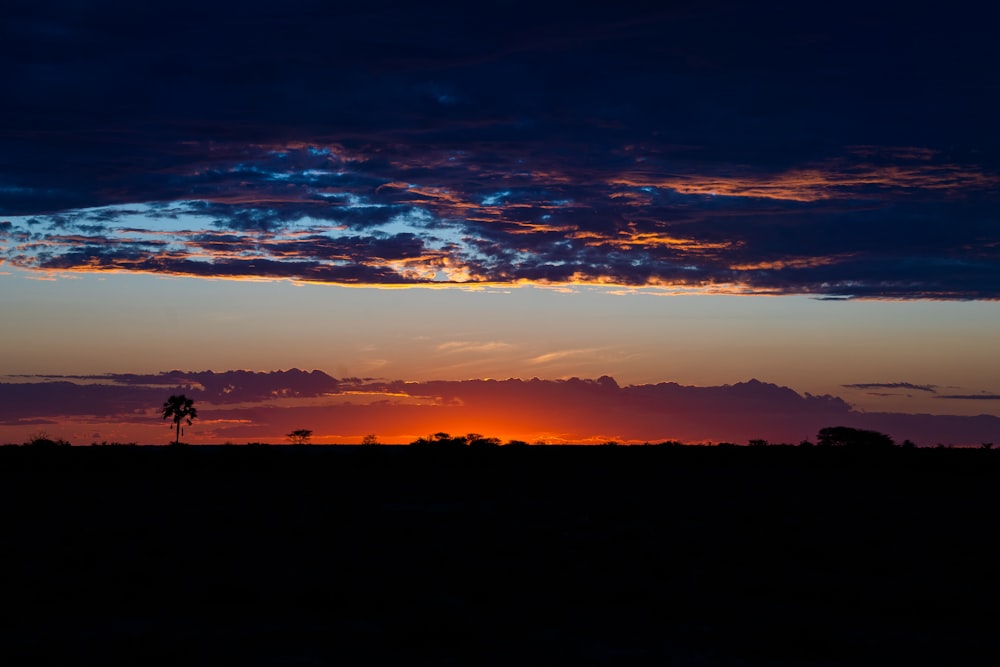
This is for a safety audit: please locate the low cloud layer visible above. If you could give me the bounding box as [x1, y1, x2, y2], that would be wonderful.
[936, 394, 1000, 401]
[3, 370, 998, 446]
[843, 383, 939, 393]
[2, 2, 998, 298]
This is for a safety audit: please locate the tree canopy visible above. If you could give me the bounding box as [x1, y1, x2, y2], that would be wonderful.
[162, 395, 197, 445]
[286, 429, 313, 446]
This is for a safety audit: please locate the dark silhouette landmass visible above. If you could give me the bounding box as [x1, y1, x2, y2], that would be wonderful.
[1, 442, 998, 666]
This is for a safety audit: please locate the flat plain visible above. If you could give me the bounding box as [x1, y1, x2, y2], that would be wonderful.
[1, 444, 997, 665]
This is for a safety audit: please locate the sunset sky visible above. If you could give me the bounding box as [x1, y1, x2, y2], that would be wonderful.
[2, 1, 998, 445]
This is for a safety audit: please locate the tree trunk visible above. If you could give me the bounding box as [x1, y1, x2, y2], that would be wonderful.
[175, 419, 181, 445]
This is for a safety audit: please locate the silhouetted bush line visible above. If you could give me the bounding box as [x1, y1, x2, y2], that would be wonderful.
[2, 439, 998, 476]
[2, 439, 998, 665]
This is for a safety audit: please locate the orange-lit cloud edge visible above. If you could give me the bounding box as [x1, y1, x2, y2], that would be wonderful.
[3, 141, 998, 300]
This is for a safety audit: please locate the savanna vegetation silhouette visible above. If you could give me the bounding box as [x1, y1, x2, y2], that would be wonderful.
[408, 431, 502, 449]
[162, 394, 197, 445]
[22, 430, 70, 447]
[816, 425, 895, 448]
[1, 421, 998, 665]
[286, 428, 313, 445]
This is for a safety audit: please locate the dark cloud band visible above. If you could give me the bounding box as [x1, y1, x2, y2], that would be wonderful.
[3, 141, 998, 298]
[2, 2, 998, 298]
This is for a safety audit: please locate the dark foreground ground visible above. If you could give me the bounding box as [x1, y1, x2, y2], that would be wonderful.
[1, 444, 998, 666]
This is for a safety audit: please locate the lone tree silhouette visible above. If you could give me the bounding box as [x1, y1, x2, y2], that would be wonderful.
[162, 395, 197, 445]
[287, 429, 313, 446]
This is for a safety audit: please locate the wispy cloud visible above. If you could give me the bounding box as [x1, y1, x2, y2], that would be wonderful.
[436, 341, 514, 353]
[935, 394, 1000, 400]
[528, 348, 602, 365]
[843, 383, 938, 393]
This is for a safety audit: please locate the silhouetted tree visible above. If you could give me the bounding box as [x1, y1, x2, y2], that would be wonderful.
[748, 439, 769, 447]
[817, 426, 894, 448]
[361, 433, 380, 446]
[162, 395, 197, 445]
[287, 429, 313, 446]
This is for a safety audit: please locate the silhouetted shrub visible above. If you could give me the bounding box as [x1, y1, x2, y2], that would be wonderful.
[409, 432, 468, 450]
[468, 436, 501, 449]
[408, 431, 505, 451]
[24, 431, 70, 447]
[817, 426, 894, 448]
